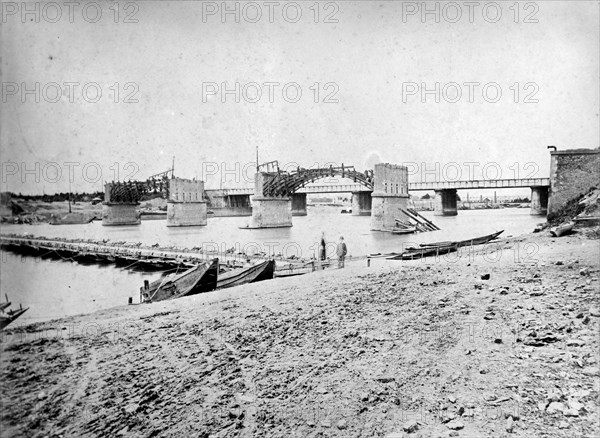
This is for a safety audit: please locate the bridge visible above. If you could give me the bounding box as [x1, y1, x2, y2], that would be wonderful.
[100, 154, 571, 231]
[102, 167, 211, 227]
[206, 176, 551, 225]
[216, 177, 550, 195]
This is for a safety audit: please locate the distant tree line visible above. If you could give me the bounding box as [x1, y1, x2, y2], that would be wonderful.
[420, 193, 530, 203]
[5, 191, 166, 203]
[5, 191, 104, 202]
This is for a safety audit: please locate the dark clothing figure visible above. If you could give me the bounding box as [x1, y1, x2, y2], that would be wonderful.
[320, 237, 327, 261]
[337, 238, 347, 268]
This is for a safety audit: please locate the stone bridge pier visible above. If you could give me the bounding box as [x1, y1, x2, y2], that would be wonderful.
[102, 183, 141, 226]
[247, 172, 292, 228]
[291, 193, 307, 216]
[167, 178, 207, 226]
[530, 186, 549, 216]
[370, 164, 410, 231]
[352, 191, 372, 216]
[434, 189, 458, 216]
[102, 202, 141, 225]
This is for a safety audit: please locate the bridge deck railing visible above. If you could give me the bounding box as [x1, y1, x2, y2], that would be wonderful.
[212, 178, 550, 194]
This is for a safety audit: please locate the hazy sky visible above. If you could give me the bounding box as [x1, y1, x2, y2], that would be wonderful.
[1, 1, 598, 194]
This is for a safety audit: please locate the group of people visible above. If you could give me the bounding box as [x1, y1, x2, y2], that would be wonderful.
[320, 232, 347, 268]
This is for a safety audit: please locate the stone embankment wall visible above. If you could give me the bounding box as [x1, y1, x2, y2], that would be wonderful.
[548, 148, 599, 219]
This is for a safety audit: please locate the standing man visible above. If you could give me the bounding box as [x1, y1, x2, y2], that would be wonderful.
[337, 236, 347, 268]
[320, 232, 327, 261]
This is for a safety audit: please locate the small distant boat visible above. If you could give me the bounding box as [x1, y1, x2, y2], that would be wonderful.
[50, 213, 96, 225]
[217, 259, 275, 289]
[391, 226, 417, 235]
[549, 222, 574, 237]
[341, 209, 352, 214]
[141, 259, 219, 303]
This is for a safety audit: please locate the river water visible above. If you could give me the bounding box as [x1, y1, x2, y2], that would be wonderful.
[1, 207, 541, 326]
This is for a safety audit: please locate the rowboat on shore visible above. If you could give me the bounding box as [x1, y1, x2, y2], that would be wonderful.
[274, 260, 329, 277]
[141, 259, 219, 303]
[389, 230, 504, 260]
[389, 243, 460, 260]
[549, 222, 574, 237]
[418, 230, 504, 248]
[216, 259, 275, 289]
[274, 267, 313, 278]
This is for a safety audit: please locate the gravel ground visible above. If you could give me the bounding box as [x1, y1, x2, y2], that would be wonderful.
[1, 231, 599, 438]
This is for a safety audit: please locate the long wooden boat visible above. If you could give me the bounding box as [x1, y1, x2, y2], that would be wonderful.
[418, 230, 504, 248]
[390, 230, 504, 260]
[369, 252, 400, 259]
[217, 259, 275, 289]
[274, 267, 314, 278]
[274, 260, 329, 277]
[141, 259, 219, 303]
[389, 243, 459, 260]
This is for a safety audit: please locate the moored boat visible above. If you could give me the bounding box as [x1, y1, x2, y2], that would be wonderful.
[419, 230, 504, 248]
[274, 260, 328, 277]
[217, 259, 275, 289]
[141, 259, 219, 303]
[390, 230, 504, 260]
[274, 267, 313, 277]
[391, 226, 417, 235]
[389, 243, 459, 260]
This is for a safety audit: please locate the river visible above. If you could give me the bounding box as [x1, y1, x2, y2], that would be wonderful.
[1, 207, 541, 326]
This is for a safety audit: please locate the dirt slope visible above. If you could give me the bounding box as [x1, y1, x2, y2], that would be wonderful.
[1, 232, 599, 438]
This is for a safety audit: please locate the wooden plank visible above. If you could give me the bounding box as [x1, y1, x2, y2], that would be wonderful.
[407, 208, 440, 230]
[401, 209, 435, 231]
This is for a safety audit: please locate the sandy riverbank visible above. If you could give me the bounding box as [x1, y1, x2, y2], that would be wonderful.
[1, 229, 599, 438]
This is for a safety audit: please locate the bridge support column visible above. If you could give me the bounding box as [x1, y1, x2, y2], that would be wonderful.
[370, 164, 410, 231]
[102, 203, 141, 226]
[352, 191, 372, 216]
[291, 193, 307, 216]
[530, 186, 549, 216]
[249, 197, 292, 228]
[166, 178, 208, 226]
[167, 202, 207, 226]
[244, 171, 293, 228]
[434, 189, 458, 216]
